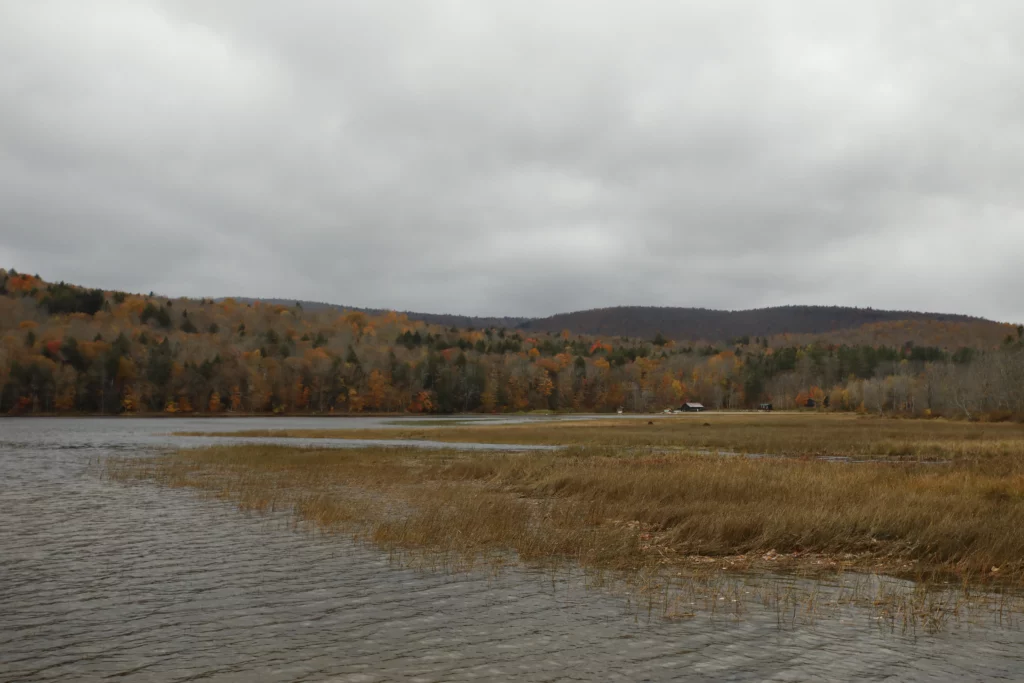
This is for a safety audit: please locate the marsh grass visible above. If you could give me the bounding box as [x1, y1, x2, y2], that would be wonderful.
[113, 414, 1024, 630]
[174, 413, 1024, 467]
[108, 439, 1024, 582]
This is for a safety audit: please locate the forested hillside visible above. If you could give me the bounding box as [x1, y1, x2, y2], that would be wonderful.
[226, 301, 1007, 350]
[2, 269, 1023, 418]
[237, 300, 1009, 348]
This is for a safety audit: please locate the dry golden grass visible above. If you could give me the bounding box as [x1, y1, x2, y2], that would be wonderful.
[108, 435, 1024, 584]
[176, 413, 1024, 469]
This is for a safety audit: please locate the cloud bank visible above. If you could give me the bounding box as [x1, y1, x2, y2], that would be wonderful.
[2, 1, 1022, 321]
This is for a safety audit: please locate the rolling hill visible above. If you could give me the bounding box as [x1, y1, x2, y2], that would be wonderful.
[231, 299, 1005, 346]
[516, 305, 995, 342]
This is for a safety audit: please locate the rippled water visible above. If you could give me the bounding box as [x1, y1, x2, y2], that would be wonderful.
[3, 417, 1024, 682]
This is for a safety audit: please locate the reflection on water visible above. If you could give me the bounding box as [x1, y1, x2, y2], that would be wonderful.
[2, 417, 1024, 681]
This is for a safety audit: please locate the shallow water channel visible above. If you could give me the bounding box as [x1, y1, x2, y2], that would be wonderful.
[3, 417, 1024, 681]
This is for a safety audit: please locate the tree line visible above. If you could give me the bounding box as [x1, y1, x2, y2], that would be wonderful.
[1, 270, 1022, 419]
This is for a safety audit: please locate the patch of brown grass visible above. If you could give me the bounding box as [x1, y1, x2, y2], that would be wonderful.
[107, 441, 1024, 584]
[174, 413, 1024, 467]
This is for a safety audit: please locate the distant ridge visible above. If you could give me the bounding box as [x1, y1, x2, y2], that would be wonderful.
[517, 305, 989, 341]
[224, 298, 528, 331]
[225, 298, 994, 343]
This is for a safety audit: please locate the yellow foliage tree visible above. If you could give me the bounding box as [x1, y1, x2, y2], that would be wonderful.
[366, 369, 388, 411]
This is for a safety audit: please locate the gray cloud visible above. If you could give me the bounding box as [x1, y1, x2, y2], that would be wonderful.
[1, 1, 1022, 321]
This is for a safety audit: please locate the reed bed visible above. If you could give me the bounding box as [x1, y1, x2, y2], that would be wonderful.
[117, 414, 1024, 629]
[108, 440, 1024, 583]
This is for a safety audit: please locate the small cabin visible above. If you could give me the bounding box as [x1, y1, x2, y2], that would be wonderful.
[681, 402, 705, 412]
[759, 402, 773, 411]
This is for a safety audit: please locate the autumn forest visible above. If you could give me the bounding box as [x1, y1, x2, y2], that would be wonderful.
[2, 269, 1023, 419]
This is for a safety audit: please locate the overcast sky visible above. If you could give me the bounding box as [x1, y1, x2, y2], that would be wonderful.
[2, 2, 1022, 321]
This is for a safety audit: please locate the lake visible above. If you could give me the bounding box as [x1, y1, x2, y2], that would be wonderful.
[2, 417, 1023, 681]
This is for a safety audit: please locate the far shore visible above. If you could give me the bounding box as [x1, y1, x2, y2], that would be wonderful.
[0, 409, 796, 419]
